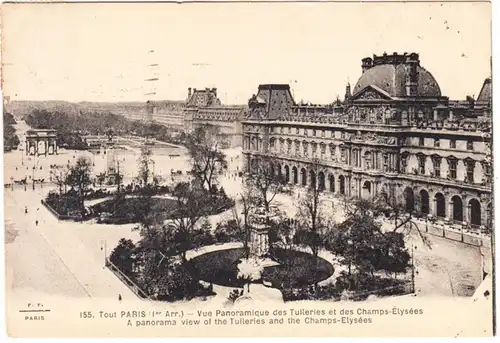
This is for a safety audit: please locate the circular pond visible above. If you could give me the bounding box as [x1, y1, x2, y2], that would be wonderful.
[190, 247, 334, 289]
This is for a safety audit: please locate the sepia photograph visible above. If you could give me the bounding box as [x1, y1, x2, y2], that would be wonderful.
[1, 0, 494, 338]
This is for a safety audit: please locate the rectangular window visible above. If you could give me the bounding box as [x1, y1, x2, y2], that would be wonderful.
[340, 148, 346, 162]
[330, 145, 336, 160]
[312, 129, 317, 136]
[418, 156, 426, 174]
[466, 161, 475, 184]
[450, 139, 456, 149]
[304, 129, 308, 136]
[331, 130, 335, 138]
[401, 156, 407, 172]
[467, 141, 474, 150]
[432, 158, 441, 177]
[419, 137, 424, 147]
[448, 159, 457, 179]
[321, 130, 325, 138]
[296, 128, 299, 134]
[434, 139, 440, 148]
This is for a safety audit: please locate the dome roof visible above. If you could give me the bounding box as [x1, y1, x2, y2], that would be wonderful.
[353, 62, 441, 98]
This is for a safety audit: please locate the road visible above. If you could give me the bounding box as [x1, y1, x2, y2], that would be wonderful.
[4, 185, 138, 301]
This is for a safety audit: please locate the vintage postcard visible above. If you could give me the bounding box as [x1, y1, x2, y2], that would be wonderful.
[1, 0, 494, 338]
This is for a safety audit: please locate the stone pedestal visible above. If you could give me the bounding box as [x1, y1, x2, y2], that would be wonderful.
[249, 223, 270, 257]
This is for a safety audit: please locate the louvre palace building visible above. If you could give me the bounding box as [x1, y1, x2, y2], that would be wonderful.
[242, 52, 492, 228]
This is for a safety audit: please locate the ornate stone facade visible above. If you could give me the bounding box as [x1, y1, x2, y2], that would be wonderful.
[183, 87, 246, 148]
[242, 53, 492, 228]
[25, 129, 58, 156]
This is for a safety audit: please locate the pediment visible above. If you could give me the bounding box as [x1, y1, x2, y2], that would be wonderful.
[351, 85, 394, 101]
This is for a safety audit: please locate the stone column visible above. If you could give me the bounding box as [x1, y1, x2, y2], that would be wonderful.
[44, 140, 48, 156]
[448, 201, 454, 220]
[433, 109, 438, 121]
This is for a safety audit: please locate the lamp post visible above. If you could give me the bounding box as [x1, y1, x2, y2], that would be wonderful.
[32, 166, 35, 190]
[411, 244, 417, 293]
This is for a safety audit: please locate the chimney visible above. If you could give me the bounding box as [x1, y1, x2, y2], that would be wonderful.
[405, 53, 420, 96]
[344, 83, 351, 101]
[188, 87, 192, 98]
[361, 57, 373, 73]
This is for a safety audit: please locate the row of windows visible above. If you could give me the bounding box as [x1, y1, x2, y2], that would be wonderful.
[268, 127, 479, 151]
[401, 155, 490, 184]
[417, 137, 474, 150]
[270, 126, 327, 137]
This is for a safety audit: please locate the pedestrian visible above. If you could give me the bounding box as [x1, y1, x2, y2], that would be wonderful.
[25, 206, 28, 214]
[118, 294, 122, 301]
[35, 220, 38, 226]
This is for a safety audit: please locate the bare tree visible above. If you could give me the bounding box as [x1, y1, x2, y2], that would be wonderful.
[229, 186, 257, 258]
[54, 167, 69, 195]
[245, 156, 285, 217]
[371, 185, 431, 248]
[294, 159, 331, 261]
[186, 126, 227, 191]
[65, 157, 93, 214]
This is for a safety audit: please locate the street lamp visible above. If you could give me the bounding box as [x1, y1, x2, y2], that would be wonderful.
[411, 244, 417, 293]
[347, 239, 353, 276]
[32, 166, 36, 190]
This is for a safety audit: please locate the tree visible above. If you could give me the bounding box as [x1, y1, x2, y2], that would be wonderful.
[186, 126, 227, 191]
[245, 156, 285, 217]
[226, 187, 258, 258]
[96, 172, 107, 186]
[137, 145, 154, 188]
[53, 168, 69, 195]
[65, 157, 93, 214]
[3, 112, 19, 152]
[293, 159, 331, 262]
[371, 185, 431, 248]
[109, 238, 136, 276]
[268, 215, 295, 265]
[165, 182, 209, 262]
[326, 198, 411, 289]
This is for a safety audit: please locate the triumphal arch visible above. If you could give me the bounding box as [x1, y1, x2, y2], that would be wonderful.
[25, 129, 58, 155]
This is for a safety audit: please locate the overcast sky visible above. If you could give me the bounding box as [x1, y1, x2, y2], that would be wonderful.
[2, 2, 491, 104]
